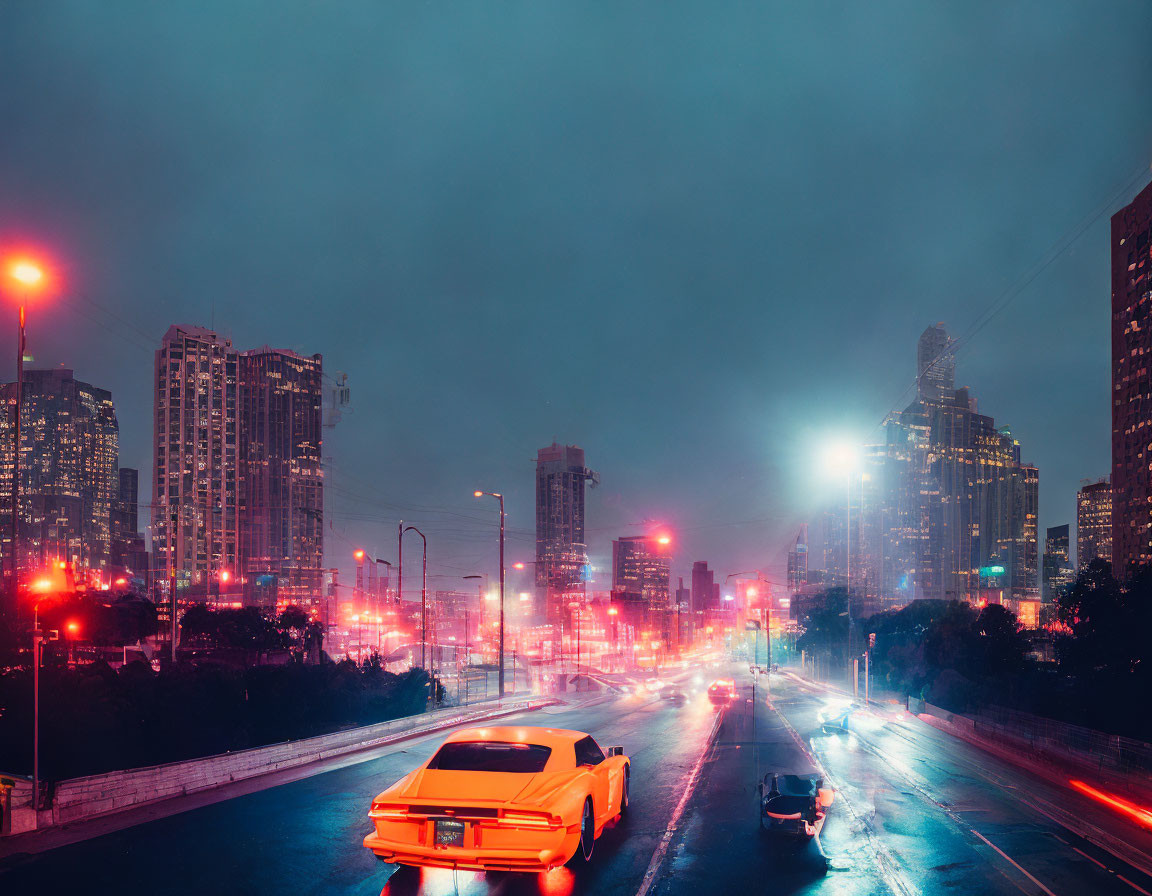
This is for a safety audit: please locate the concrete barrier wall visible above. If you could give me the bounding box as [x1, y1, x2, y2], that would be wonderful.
[923, 701, 975, 735]
[5, 696, 556, 837]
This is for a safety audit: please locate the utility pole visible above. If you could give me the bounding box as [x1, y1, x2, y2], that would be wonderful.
[404, 526, 427, 671]
[473, 491, 505, 697]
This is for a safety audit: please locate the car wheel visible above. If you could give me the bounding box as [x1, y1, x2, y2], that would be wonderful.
[620, 765, 630, 815]
[570, 797, 595, 864]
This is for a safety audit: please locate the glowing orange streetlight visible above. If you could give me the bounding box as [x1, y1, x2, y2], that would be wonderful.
[219, 569, 231, 584]
[66, 621, 80, 634]
[473, 490, 506, 696]
[656, 535, 672, 546]
[353, 549, 365, 561]
[8, 260, 44, 287]
[4, 255, 50, 602]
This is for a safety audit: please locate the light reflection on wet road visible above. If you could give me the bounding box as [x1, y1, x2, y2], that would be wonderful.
[7, 665, 1152, 895]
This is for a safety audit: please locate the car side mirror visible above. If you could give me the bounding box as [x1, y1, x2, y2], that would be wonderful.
[607, 745, 623, 757]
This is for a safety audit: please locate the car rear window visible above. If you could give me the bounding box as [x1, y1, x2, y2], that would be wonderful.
[427, 741, 552, 773]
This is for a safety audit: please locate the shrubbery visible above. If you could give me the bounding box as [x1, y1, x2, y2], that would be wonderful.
[0, 658, 431, 781]
[795, 559, 1152, 741]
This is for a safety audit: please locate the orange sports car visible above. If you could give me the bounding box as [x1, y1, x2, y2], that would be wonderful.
[363, 725, 630, 872]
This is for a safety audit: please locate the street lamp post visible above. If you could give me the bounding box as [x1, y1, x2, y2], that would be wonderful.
[822, 442, 861, 682]
[5, 259, 44, 605]
[32, 601, 41, 810]
[403, 526, 427, 670]
[375, 559, 392, 652]
[474, 491, 505, 697]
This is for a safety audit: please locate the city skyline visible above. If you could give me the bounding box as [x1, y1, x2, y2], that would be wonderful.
[1, 4, 1149, 589]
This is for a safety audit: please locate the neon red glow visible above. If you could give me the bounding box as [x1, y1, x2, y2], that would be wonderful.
[1069, 779, 1152, 828]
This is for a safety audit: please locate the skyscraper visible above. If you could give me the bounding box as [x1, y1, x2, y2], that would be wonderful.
[239, 348, 324, 608]
[1042, 524, 1074, 602]
[612, 536, 670, 609]
[857, 329, 1038, 605]
[535, 443, 597, 616]
[0, 368, 119, 579]
[111, 467, 148, 586]
[153, 325, 239, 598]
[916, 323, 956, 401]
[1111, 178, 1152, 576]
[1077, 478, 1112, 569]
[786, 525, 808, 592]
[690, 560, 718, 613]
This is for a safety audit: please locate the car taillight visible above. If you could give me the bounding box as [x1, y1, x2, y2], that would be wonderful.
[499, 810, 561, 828]
[369, 802, 408, 819]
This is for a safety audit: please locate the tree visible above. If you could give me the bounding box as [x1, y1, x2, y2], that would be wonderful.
[1055, 559, 1126, 675]
[796, 588, 849, 664]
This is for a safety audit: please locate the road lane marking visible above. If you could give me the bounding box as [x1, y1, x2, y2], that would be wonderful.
[971, 830, 1059, 896]
[809, 701, 1069, 896]
[772, 692, 916, 896]
[1073, 846, 1109, 870]
[1119, 875, 1152, 896]
[633, 708, 724, 896]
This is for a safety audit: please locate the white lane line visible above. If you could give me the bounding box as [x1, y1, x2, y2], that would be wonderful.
[633, 708, 724, 896]
[971, 829, 1059, 896]
[1073, 846, 1110, 871]
[1119, 875, 1152, 896]
[772, 696, 916, 896]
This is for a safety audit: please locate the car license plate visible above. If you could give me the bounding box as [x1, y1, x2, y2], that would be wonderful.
[435, 819, 465, 847]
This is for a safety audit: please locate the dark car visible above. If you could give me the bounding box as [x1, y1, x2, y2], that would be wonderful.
[760, 773, 834, 841]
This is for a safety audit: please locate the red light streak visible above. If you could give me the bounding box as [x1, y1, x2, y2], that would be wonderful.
[1069, 779, 1152, 828]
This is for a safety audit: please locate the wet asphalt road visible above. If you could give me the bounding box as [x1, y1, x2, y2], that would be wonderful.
[656, 668, 1152, 896]
[7, 665, 1152, 896]
[0, 675, 719, 896]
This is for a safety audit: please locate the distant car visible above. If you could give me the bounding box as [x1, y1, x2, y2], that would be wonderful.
[363, 726, 630, 872]
[644, 677, 665, 692]
[707, 678, 738, 704]
[761, 772, 834, 840]
[662, 685, 687, 704]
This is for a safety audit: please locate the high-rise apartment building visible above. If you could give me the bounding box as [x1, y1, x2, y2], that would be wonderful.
[535, 443, 597, 615]
[917, 323, 956, 401]
[612, 535, 670, 609]
[111, 467, 148, 586]
[1077, 478, 1112, 569]
[0, 368, 119, 581]
[690, 560, 718, 613]
[1111, 178, 1152, 576]
[1042, 524, 1074, 602]
[153, 325, 239, 598]
[239, 347, 324, 606]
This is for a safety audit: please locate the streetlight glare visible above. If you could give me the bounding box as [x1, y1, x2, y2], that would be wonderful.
[657, 534, 672, 545]
[473, 490, 483, 498]
[820, 440, 860, 478]
[8, 259, 44, 287]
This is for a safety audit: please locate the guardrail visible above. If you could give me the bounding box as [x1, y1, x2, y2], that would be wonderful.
[911, 697, 1152, 801]
[1, 694, 558, 840]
